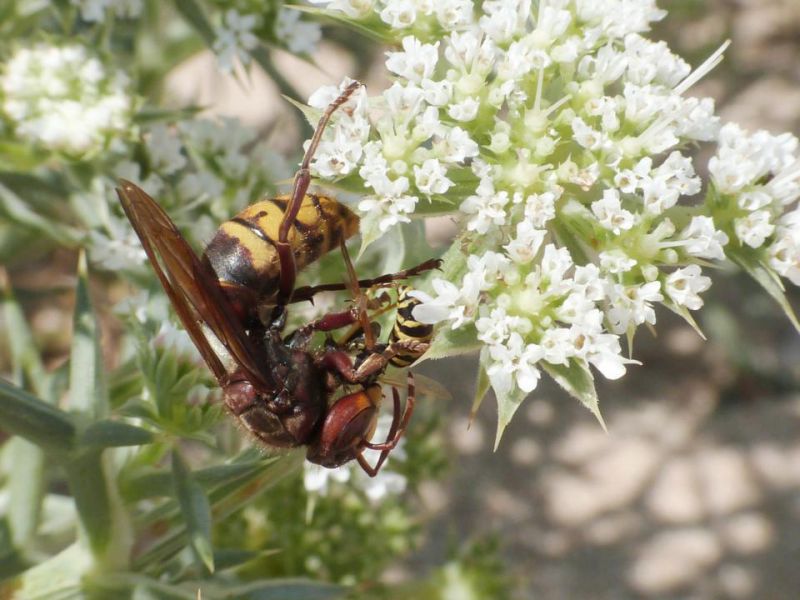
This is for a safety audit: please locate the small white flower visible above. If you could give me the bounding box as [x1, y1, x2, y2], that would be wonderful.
[599, 249, 637, 274]
[591, 189, 635, 234]
[303, 463, 351, 495]
[447, 97, 480, 122]
[665, 265, 711, 310]
[413, 158, 453, 195]
[212, 10, 259, 72]
[680, 216, 729, 260]
[146, 124, 186, 175]
[386, 36, 440, 83]
[275, 8, 322, 55]
[379, 0, 417, 28]
[504, 222, 546, 264]
[734, 210, 775, 249]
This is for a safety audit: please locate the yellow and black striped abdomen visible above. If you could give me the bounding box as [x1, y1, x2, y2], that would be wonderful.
[203, 193, 359, 302]
[389, 286, 433, 367]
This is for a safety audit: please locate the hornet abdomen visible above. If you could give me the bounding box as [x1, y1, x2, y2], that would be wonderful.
[203, 193, 359, 307]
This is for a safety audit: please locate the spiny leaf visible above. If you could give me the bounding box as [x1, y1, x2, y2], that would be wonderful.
[493, 385, 527, 451]
[171, 450, 215, 574]
[729, 248, 800, 333]
[0, 181, 81, 247]
[69, 251, 108, 418]
[469, 362, 491, 426]
[77, 420, 155, 449]
[0, 378, 75, 453]
[542, 360, 606, 431]
[122, 457, 280, 502]
[663, 301, 707, 340]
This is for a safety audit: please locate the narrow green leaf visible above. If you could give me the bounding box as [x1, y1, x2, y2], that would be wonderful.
[289, 4, 395, 42]
[65, 451, 115, 561]
[729, 249, 800, 333]
[77, 420, 155, 449]
[3, 281, 48, 547]
[10, 542, 91, 599]
[171, 450, 215, 574]
[65, 450, 137, 572]
[0, 378, 75, 452]
[469, 362, 491, 425]
[221, 579, 345, 600]
[122, 457, 279, 501]
[542, 360, 606, 430]
[0, 181, 82, 247]
[5, 438, 45, 548]
[133, 452, 302, 572]
[172, 0, 215, 44]
[2, 278, 46, 392]
[0, 518, 28, 579]
[69, 251, 108, 418]
[663, 301, 706, 340]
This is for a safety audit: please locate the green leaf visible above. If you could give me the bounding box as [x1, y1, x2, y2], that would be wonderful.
[0, 181, 82, 247]
[5, 438, 45, 548]
[133, 452, 303, 572]
[64, 449, 133, 570]
[122, 457, 280, 501]
[289, 4, 395, 42]
[357, 210, 384, 259]
[0, 518, 27, 579]
[420, 324, 480, 362]
[220, 579, 345, 600]
[493, 385, 526, 452]
[663, 301, 706, 341]
[0, 378, 76, 453]
[69, 251, 108, 418]
[728, 247, 800, 333]
[172, 0, 215, 44]
[171, 450, 215, 574]
[469, 363, 491, 425]
[542, 360, 606, 430]
[2, 277, 47, 392]
[77, 420, 155, 449]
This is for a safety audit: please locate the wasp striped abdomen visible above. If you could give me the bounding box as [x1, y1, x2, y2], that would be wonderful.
[203, 193, 359, 311]
[389, 286, 434, 367]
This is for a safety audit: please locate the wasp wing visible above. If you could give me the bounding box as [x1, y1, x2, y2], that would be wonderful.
[380, 369, 451, 402]
[116, 179, 273, 391]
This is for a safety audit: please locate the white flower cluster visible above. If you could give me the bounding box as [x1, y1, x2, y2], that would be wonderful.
[0, 44, 133, 155]
[88, 116, 289, 272]
[211, 6, 322, 72]
[306, 0, 733, 417]
[71, 0, 143, 22]
[213, 9, 260, 72]
[708, 123, 800, 284]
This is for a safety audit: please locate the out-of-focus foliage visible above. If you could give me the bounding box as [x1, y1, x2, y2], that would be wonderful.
[0, 1, 501, 598]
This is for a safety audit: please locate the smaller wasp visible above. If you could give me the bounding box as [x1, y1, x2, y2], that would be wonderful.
[118, 81, 441, 475]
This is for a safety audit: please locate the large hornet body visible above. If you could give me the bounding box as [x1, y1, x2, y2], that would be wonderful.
[117, 81, 439, 475]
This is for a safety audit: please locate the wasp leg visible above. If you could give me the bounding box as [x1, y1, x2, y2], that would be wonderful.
[339, 238, 375, 350]
[275, 81, 363, 305]
[317, 340, 429, 385]
[289, 258, 443, 304]
[357, 375, 416, 477]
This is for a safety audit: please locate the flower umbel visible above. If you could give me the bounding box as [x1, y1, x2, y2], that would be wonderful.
[302, 0, 766, 442]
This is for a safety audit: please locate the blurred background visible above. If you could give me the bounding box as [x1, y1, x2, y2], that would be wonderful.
[2, 0, 800, 598]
